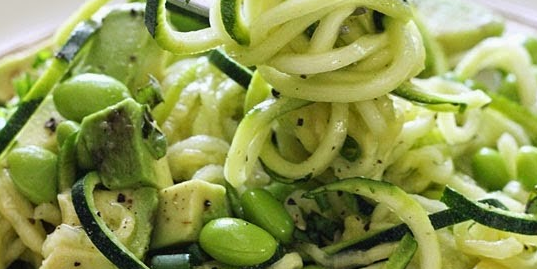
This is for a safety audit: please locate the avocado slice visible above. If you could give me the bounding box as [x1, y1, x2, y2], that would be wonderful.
[413, 0, 505, 55]
[150, 180, 230, 249]
[74, 3, 167, 94]
[76, 98, 173, 190]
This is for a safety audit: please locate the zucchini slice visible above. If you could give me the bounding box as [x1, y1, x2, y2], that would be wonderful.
[144, 0, 220, 54]
[208, 48, 253, 89]
[0, 20, 100, 154]
[323, 204, 468, 254]
[442, 186, 537, 235]
[486, 91, 537, 144]
[304, 177, 441, 269]
[220, 0, 250, 45]
[71, 173, 150, 269]
[224, 97, 312, 187]
[392, 80, 483, 112]
[384, 233, 417, 269]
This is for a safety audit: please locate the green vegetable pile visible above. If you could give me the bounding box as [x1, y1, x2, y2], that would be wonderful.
[0, 0, 537, 269]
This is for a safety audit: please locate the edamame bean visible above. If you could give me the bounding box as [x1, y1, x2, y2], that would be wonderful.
[471, 147, 510, 190]
[7, 145, 58, 204]
[241, 188, 295, 243]
[53, 73, 130, 122]
[55, 120, 80, 146]
[516, 145, 537, 190]
[199, 217, 277, 266]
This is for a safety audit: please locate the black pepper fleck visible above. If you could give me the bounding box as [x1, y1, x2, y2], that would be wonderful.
[271, 89, 281, 98]
[44, 118, 58, 132]
[117, 193, 126, 203]
[287, 198, 297, 205]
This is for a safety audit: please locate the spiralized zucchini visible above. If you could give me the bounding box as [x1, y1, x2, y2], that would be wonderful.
[212, 0, 425, 102]
[5, 0, 537, 269]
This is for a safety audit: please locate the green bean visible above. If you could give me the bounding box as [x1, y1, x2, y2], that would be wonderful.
[52, 73, 130, 122]
[471, 147, 510, 190]
[241, 188, 295, 244]
[199, 217, 277, 266]
[55, 120, 80, 146]
[7, 145, 58, 204]
[516, 145, 537, 190]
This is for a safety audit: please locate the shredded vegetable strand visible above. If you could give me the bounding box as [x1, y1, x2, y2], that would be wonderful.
[257, 19, 424, 102]
[306, 178, 442, 269]
[224, 97, 312, 187]
[259, 102, 348, 180]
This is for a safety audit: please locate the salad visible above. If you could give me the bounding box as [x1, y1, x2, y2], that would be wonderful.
[0, 0, 536, 268]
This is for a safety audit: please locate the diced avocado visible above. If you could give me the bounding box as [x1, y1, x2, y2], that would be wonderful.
[74, 3, 167, 94]
[76, 98, 173, 190]
[150, 180, 230, 249]
[413, 0, 505, 54]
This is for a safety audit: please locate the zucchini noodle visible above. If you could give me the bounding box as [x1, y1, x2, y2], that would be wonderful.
[4, 0, 537, 269]
[259, 103, 348, 181]
[224, 97, 311, 187]
[455, 38, 537, 113]
[146, 0, 221, 54]
[207, 0, 426, 102]
[0, 170, 46, 255]
[256, 19, 424, 102]
[296, 241, 398, 268]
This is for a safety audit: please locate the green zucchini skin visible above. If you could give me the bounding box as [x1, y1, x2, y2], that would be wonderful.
[0, 20, 100, 155]
[0, 99, 42, 153]
[56, 20, 101, 63]
[219, 0, 250, 45]
[326, 207, 468, 254]
[145, 0, 160, 37]
[442, 186, 537, 235]
[208, 48, 253, 89]
[392, 81, 467, 112]
[72, 173, 150, 269]
[383, 233, 417, 269]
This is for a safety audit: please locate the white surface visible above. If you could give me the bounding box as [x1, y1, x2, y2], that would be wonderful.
[473, 0, 537, 29]
[1, 0, 537, 56]
[0, 0, 86, 56]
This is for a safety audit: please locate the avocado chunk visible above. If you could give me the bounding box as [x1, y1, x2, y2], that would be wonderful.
[76, 98, 173, 190]
[413, 0, 505, 54]
[74, 3, 167, 93]
[151, 180, 230, 249]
